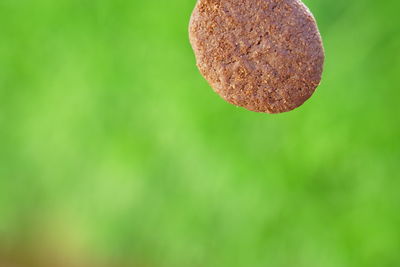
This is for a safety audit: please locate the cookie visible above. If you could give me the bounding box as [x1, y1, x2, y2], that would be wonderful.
[189, 0, 324, 113]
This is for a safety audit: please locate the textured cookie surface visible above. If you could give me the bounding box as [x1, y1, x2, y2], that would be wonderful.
[189, 0, 324, 113]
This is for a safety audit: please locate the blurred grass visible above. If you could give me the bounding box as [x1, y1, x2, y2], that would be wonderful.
[0, 0, 399, 266]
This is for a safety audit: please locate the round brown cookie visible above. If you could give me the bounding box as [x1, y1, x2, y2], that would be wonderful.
[189, 0, 324, 113]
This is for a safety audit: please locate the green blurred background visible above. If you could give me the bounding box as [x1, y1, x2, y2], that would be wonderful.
[0, 0, 399, 266]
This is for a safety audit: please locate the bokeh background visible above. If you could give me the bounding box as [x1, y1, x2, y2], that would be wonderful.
[1, 0, 399, 266]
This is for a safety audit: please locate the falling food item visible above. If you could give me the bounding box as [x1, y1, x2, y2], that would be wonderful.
[189, 0, 325, 113]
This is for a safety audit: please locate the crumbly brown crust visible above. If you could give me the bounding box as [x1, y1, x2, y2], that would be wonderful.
[189, 0, 324, 113]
